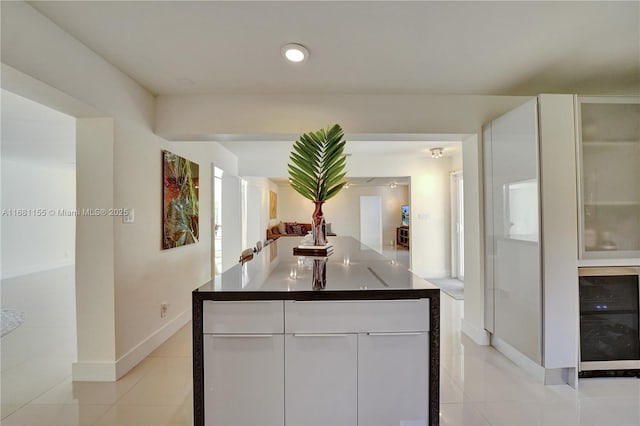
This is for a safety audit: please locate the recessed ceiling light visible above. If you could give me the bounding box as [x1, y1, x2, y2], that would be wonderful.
[282, 43, 309, 63]
[430, 148, 444, 159]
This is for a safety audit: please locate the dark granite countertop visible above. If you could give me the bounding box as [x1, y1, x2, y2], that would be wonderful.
[193, 236, 439, 300]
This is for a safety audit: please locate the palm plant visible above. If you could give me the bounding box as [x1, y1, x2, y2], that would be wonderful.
[288, 124, 347, 203]
[288, 124, 348, 246]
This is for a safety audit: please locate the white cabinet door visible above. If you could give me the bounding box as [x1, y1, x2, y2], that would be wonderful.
[358, 332, 429, 426]
[285, 333, 357, 426]
[204, 334, 284, 426]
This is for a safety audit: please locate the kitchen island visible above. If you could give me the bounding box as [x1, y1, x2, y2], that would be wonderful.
[192, 236, 440, 426]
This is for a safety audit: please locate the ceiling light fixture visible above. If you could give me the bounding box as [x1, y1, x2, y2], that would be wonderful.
[390, 182, 397, 189]
[282, 43, 309, 63]
[431, 148, 444, 159]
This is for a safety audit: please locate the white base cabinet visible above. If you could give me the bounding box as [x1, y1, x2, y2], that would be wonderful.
[202, 299, 430, 426]
[285, 334, 358, 426]
[204, 334, 284, 426]
[358, 332, 429, 426]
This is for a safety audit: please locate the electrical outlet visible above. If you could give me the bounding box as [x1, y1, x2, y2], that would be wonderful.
[160, 302, 169, 318]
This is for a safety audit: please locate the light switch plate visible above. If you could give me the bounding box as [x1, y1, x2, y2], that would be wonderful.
[123, 208, 135, 224]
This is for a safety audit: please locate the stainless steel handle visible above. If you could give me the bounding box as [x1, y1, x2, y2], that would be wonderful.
[366, 332, 422, 336]
[292, 299, 423, 303]
[293, 333, 351, 337]
[212, 334, 274, 338]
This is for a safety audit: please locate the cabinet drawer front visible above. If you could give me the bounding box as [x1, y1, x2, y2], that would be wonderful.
[284, 299, 429, 333]
[203, 301, 283, 333]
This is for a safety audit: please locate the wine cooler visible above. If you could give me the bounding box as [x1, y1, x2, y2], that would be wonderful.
[579, 267, 640, 376]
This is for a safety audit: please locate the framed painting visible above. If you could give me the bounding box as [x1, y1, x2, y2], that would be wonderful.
[269, 190, 277, 219]
[162, 150, 199, 249]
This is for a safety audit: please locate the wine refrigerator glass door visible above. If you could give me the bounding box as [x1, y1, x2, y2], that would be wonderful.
[579, 267, 640, 372]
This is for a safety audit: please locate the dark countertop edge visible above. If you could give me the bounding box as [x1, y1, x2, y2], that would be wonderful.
[193, 288, 440, 301]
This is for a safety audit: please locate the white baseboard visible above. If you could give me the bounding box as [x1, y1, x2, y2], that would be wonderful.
[1, 259, 74, 280]
[461, 319, 490, 345]
[491, 335, 546, 383]
[72, 308, 191, 382]
[115, 308, 192, 379]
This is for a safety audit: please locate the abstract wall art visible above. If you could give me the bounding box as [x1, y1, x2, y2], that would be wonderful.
[269, 190, 277, 219]
[162, 150, 199, 249]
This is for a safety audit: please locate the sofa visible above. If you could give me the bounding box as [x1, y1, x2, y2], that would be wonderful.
[266, 222, 312, 240]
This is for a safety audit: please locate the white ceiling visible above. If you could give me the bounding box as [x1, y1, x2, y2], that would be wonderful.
[28, 1, 640, 97]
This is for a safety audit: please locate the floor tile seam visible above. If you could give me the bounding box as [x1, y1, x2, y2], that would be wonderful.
[1, 375, 72, 407]
[19, 402, 113, 408]
[95, 403, 187, 407]
[0, 401, 30, 421]
[115, 395, 193, 406]
[0, 356, 40, 374]
[90, 402, 190, 424]
[575, 395, 640, 402]
[111, 376, 192, 404]
[146, 354, 191, 359]
[108, 366, 157, 405]
[458, 395, 559, 404]
[88, 402, 125, 426]
[441, 401, 494, 425]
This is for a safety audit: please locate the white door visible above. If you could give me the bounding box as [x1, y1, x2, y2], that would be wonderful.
[358, 332, 429, 425]
[285, 334, 357, 426]
[204, 334, 284, 425]
[221, 172, 242, 273]
[359, 195, 382, 253]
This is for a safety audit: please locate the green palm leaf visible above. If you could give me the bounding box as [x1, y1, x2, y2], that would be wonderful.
[288, 124, 348, 202]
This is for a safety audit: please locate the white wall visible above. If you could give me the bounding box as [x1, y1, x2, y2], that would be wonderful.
[451, 149, 463, 171]
[1, 159, 76, 278]
[278, 183, 409, 247]
[461, 135, 490, 345]
[2, 1, 239, 380]
[157, 94, 530, 139]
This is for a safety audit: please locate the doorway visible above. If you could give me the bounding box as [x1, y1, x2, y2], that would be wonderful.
[451, 171, 464, 280]
[359, 195, 383, 253]
[1, 90, 77, 419]
[211, 166, 243, 275]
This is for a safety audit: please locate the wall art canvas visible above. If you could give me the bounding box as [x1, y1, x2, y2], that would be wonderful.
[162, 150, 199, 249]
[269, 190, 277, 219]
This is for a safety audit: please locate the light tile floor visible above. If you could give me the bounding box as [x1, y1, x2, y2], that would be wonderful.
[1, 266, 77, 419]
[439, 294, 640, 426]
[2, 266, 639, 425]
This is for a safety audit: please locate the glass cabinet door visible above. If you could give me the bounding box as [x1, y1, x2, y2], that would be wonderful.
[578, 97, 640, 259]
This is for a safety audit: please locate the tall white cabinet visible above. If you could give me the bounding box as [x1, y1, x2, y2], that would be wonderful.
[483, 95, 580, 384]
